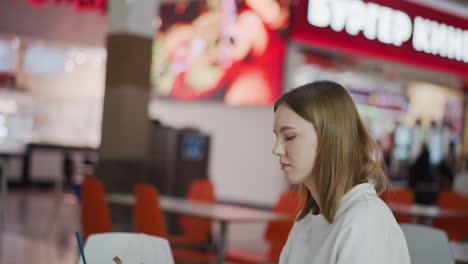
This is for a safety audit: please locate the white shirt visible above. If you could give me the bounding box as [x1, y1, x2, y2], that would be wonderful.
[279, 183, 411, 264]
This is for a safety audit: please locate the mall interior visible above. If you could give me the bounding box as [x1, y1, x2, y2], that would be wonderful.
[0, 0, 468, 263]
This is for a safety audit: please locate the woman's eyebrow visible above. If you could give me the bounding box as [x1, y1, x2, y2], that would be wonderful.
[273, 126, 296, 134]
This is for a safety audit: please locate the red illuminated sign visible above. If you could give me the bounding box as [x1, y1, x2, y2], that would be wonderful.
[290, 0, 468, 77]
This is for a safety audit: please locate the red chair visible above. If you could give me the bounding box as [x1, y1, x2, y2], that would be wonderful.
[134, 184, 167, 237]
[80, 177, 112, 241]
[432, 190, 468, 242]
[168, 179, 215, 246]
[380, 188, 414, 223]
[133, 184, 216, 263]
[226, 190, 301, 263]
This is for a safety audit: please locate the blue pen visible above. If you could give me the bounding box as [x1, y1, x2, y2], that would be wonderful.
[75, 232, 88, 264]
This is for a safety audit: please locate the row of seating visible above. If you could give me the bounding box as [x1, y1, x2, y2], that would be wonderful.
[80, 176, 301, 263]
[80, 224, 457, 264]
[82, 177, 467, 262]
[380, 188, 468, 241]
[81, 177, 217, 262]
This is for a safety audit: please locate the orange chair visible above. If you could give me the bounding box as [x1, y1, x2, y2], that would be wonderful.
[432, 191, 468, 242]
[80, 177, 112, 241]
[168, 179, 215, 246]
[134, 184, 167, 237]
[226, 190, 301, 263]
[380, 188, 414, 223]
[133, 184, 217, 263]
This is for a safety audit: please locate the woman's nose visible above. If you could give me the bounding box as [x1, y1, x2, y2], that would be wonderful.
[273, 140, 285, 156]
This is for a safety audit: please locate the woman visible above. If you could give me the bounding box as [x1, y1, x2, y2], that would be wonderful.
[273, 81, 410, 264]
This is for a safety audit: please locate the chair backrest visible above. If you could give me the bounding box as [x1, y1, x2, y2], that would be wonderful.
[78, 233, 174, 264]
[179, 179, 215, 233]
[400, 224, 454, 264]
[381, 188, 414, 204]
[381, 188, 414, 223]
[264, 190, 302, 259]
[432, 190, 468, 241]
[436, 190, 468, 210]
[81, 177, 112, 240]
[186, 179, 215, 202]
[134, 184, 167, 238]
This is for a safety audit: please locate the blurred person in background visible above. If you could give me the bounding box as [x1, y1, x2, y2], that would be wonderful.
[428, 120, 443, 166]
[428, 121, 455, 189]
[437, 156, 455, 189]
[408, 144, 435, 190]
[436, 145, 455, 190]
[408, 144, 440, 205]
[63, 151, 75, 188]
[441, 121, 458, 171]
[409, 118, 426, 163]
[83, 154, 95, 177]
[454, 157, 468, 196]
[380, 125, 395, 176]
[273, 81, 410, 264]
[392, 121, 411, 179]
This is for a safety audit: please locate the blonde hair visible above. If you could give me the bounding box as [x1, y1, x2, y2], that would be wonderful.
[274, 81, 389, 223]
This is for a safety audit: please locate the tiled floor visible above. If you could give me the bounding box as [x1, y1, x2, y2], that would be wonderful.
[1, 190, 81, 264]
[0, 190, 269, 264]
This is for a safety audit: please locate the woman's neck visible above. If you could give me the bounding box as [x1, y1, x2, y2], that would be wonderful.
[304, 178, 321, 212]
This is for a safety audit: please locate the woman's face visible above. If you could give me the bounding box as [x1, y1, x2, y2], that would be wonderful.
[273, 104, 318, 184]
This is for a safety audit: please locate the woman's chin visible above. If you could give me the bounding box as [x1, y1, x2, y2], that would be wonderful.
[283, 173, 302, 185]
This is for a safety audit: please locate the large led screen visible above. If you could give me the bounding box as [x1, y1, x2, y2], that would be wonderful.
[151, 0, 288, 105]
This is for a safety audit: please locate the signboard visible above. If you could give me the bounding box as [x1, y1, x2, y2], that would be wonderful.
[290, 0, 468, 76]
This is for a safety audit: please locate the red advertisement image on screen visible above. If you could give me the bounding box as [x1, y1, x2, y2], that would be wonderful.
[151, 0, 288, 106]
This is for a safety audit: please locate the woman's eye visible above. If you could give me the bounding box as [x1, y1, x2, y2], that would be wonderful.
[285, 136, 296, 141]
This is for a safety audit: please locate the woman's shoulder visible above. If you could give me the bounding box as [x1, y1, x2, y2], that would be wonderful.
[336, 192, 396, 228]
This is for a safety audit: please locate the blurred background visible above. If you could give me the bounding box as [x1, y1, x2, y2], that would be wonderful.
[0, 0, 467, 263]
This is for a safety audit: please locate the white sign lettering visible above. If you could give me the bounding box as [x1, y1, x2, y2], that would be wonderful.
[307, 0, 468, 63]
[413, 17, 467, 62]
